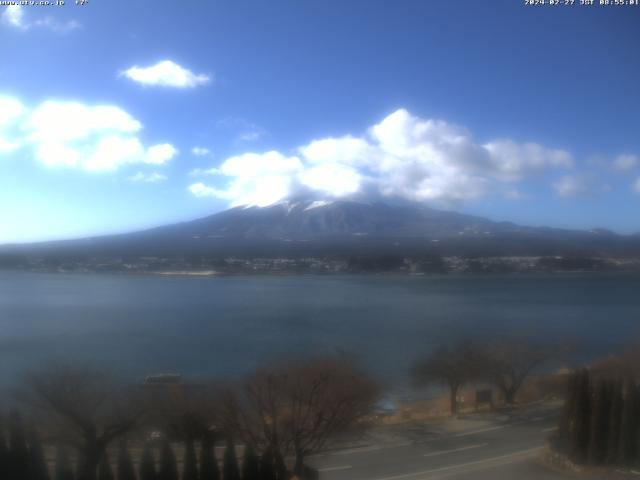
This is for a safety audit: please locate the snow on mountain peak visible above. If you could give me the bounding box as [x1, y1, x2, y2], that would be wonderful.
[304, 200, 334, 211]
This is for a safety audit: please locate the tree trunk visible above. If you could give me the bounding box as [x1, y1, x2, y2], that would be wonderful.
[503, 387, 517, 405]
[450, 385, 459, 415]
[77, 447, 102, 480]
[274, 449, 287, 480]
[294, 449, 304, 476]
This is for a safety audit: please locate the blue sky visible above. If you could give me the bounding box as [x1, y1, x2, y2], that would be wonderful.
[0, 0, 639, 243]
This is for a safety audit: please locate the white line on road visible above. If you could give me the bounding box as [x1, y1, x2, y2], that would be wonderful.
[331, 445, 382, 455]
[330, 442, 413, 456]
[372, 446, 543, 480]
[450, 424, 513, 437]
[423, 443, 488, 458]
[541, 427, 556, 433]
[317, 465, 353, 472]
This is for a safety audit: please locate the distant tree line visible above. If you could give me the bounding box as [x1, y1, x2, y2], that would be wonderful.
[0, 356, 379, 480]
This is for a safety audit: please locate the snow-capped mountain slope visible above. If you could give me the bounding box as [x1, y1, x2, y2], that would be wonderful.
[151, 199, 507, 240]
[3, 198, 638, 258]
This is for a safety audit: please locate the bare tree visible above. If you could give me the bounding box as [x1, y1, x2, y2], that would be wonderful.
[222, 356, 380, 474]
[412, 343, 480, 415]
[20, 363, 147, 480]
[478, 338, 559, 405]
[145, 383, 219, 443]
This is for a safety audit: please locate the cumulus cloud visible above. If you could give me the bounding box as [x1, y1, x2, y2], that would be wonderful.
[0, 95, 177, 172]
[127, 172, 168, 183]
[2, 6, 25, 28]
[146, 144, 178, 165]
[300, 136, 374, 166]
[298, 163, 361, 197]
[191, 147, 211, 156]
[189, 109, 576, 207]
[1, 5, 80, 32]
[122, 61, 211, 88]
[196, 151, 302, 206]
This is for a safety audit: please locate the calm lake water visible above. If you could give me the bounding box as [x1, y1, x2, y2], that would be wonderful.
[0, 272, 639, 388]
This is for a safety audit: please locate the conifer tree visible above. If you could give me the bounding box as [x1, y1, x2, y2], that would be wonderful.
[54, 446, 75, 480]
[28, 426, 51, 480]
[558, 371, 578, 453]
[240, 444, 259, 480]
[139, 443, 157, 480]
[158, 440, 178, 480]
[9, 411, 30, 480]
[0, 417, 8, 480]
[98, 453, 114, 480]
[199, 436, 219, 480]
[606, 380, 624, 465]
[588, 379, 611, 465]
[569, 369, 591, 464]
[273, 450, 287, 480]
[117, 441, 137, 480]
[182, 439, 198, 480]
[222, 440, 240, 480]
[618, 381, 638, 466]
[258, 449, 276, 480]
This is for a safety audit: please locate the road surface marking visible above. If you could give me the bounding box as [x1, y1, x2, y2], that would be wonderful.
[331, 442, 412, 456]
[423, 443, 487, 458]
[541, 427, 556, 433]
[372, 446, 543, 480]
[318, 465, 353, 472]
[331, 445, 382, 455]
[451, 424, 513, 437]
[448, 417, 553, 438]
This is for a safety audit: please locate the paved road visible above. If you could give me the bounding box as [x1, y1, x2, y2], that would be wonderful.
[308, 409, 571, 480]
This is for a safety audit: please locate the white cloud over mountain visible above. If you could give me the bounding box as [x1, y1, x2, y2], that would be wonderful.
[0, 95, 177, 172]
[189, 109, 576, 207]
[122, 61, 211, 88]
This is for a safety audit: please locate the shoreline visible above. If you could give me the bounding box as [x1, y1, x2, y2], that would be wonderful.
[153, 270, 220, 276]
[3, 268, 640, 277]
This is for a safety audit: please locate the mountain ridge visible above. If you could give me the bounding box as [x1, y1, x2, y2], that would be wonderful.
[2, 198, 640, 261]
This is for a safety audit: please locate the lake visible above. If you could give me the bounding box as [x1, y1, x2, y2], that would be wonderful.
[0, 272, 639, 389]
